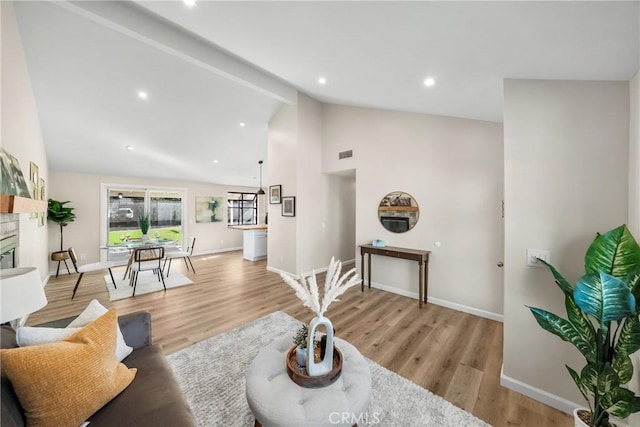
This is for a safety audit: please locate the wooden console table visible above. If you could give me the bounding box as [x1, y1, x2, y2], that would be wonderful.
[359, 244, 431, 308]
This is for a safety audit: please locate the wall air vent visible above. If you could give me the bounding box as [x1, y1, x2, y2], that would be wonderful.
[338, 150, 353, 160]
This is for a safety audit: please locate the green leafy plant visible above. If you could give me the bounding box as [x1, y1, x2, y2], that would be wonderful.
[47, 199, 76, 251]
[529, 224, 640, 426]
[293, 324, 308, 349]
[138, 212, 150, 235]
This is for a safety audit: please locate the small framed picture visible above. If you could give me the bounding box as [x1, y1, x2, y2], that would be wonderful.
[282, 196, 296, 217]
[269, 185, 282, 204]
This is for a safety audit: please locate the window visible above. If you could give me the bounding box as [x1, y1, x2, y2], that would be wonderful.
[104, 187, 184, 262]
[227, 192, 257, 226]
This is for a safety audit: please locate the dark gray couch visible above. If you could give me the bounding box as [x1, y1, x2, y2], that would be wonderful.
[1, 311, 196, 427]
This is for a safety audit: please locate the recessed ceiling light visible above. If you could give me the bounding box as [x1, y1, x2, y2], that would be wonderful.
[137, 91, 148, 100]
[125, 145, 134, 151]
[183, 0, 196, 7]
[423, 77, 435, 87]
[239, 122, 246, 127]
[213, 160, 219, 164]
[318, 77, 327, 85]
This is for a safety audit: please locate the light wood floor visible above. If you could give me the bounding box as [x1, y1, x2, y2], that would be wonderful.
[30, 251, 571, 427]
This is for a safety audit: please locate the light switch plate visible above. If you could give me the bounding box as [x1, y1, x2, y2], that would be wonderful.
[527, 249, 550, 267]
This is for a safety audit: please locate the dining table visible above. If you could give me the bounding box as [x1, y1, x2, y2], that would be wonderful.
[101, 239, 178, 279]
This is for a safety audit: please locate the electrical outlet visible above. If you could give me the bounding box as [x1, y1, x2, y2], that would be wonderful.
[527, 249, 550, 267]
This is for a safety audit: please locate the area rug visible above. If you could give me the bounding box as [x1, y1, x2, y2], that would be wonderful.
[167, 311, 490, 427]
[103, 271, 193, 301]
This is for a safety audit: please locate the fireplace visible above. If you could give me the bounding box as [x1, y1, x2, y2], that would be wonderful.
[0, 214, 19, 269]
[380, 216, 410, 233]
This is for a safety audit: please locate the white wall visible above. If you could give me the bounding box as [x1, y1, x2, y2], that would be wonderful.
[502, 79, 630, 410]
[267, 94, 357, 276]
[630, 71, 640, 237]
[1, 2, 49, 280]
[48, 171, 257, 271]
[267, 103, 298, 274]
[322, 104, 504, 318]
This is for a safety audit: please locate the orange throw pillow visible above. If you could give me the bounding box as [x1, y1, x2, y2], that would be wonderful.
[1, 309, 136, 427]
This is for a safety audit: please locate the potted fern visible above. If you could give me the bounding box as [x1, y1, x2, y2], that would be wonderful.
[529, 224, 640, 427]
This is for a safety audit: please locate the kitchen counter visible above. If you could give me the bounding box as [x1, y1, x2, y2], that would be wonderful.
[229, 224, 268, 230]
[230, 225, 268, 261]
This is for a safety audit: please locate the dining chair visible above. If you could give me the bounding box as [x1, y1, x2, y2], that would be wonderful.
[68, 247, 117, 300]
[163, 237, 196, 277]
[130, 246, 165, 296]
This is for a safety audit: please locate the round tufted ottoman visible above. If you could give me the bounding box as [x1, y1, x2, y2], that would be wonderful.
[246, 336, 372, 427]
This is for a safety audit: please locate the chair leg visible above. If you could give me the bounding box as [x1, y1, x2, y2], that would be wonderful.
[132, 271, 138, 296]
[183, 257, 190, 271]
[166, 258, 173, 277]
[186, 256, 196, 273]
[160, 270, 166, 291]
[71, 273, 84, 299]
[108, 268, 117, 289]
[162, 258, 168, 273]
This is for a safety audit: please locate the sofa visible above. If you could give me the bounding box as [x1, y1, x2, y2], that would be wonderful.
[1, 311, 197, 427]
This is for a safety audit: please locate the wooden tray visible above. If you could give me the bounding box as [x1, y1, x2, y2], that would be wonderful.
[285, 345, 343, 388]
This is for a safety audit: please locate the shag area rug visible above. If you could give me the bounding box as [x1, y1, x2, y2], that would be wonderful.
[167, 311, 490, 427]
[103, 271, 192, 301]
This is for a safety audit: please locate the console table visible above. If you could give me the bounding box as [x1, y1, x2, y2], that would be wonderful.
[359, 244, 431, 308]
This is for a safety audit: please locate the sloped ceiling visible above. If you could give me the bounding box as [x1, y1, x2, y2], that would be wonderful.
[13, 1, 640, 185]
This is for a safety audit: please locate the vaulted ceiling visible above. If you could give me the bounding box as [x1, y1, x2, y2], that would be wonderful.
[13, 1, 639, 187]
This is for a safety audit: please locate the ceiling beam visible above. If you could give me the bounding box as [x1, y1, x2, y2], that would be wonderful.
[53, 0, 297, 104]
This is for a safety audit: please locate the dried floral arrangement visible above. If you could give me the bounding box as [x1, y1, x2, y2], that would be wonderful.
[279, 257, 361, 318]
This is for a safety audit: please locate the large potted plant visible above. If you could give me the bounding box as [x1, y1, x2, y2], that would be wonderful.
[47, 199, 75, 252]
[529, 224, 640, 427]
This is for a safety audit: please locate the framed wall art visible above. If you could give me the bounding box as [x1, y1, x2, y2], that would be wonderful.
[282, 196, 296, 217]
[269, 185, 281, 204]
[195, 196, 223, 223]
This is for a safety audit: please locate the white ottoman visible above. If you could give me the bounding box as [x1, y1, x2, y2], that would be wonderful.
[246, 336, 372, 427]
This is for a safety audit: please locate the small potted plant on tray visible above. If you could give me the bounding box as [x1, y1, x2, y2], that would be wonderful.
[138, 212, 150, 241]
[293, 324, 308, 367]
[529, 224, 640, 427]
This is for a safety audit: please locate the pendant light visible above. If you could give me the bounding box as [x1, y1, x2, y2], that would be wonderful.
[257, 160, 265, 195]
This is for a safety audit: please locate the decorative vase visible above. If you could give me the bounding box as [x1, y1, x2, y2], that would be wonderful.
[306, 316, 334, 376]
[142, 233, 149, 242]
[295, 347, 307, 367]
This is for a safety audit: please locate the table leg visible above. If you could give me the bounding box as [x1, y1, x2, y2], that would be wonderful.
[367, 253, 372, 289]
[123, 250, 134, 280]
[360, 250, 365, 292]
[424, 258, 429, 304]
[418, 260, 424, 309]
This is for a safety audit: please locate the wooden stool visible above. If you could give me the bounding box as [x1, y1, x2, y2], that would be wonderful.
[50, 251, 71, 278]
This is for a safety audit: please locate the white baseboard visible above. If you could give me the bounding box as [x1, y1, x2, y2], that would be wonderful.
[192, 247, 242, 257]
[268, 259, 356, 279]
[367, 281, 503, 322]
[266, 265, 292, 276]
[500, 366, 580, 415]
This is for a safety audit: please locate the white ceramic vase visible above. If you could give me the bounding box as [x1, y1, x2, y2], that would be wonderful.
[306, 316, 334, 376]
[295, 347, 307, 367]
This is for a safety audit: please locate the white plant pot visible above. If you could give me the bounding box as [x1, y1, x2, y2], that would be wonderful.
[574, 408, 590, 427]
[295, 347, 307, 367]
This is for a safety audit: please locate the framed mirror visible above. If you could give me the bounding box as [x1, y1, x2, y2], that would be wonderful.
[378, 191, 419, 233]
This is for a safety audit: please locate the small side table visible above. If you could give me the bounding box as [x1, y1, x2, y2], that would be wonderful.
[50, 251, 71, 278]
[246, 336, 372, 427]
